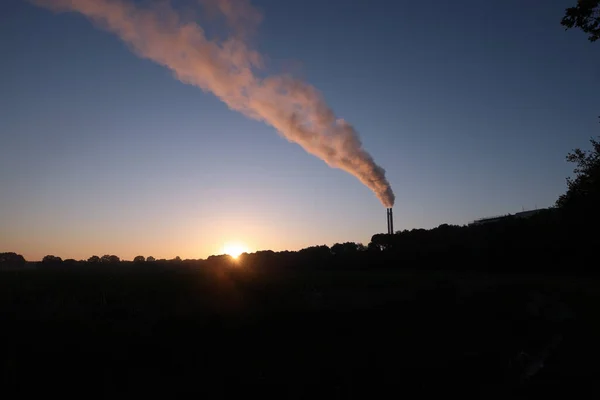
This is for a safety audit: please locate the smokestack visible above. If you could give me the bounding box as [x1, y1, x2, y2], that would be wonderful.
[386, 208, 394, 235]
[386, 209, 389, 234]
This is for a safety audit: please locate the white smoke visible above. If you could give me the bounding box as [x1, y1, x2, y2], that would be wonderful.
[33, 0, 395, 207]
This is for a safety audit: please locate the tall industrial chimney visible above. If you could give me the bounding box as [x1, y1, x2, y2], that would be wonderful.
[386, 208, 394, 235]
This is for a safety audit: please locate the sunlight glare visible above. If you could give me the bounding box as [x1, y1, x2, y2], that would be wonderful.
[223, 243, 248, 259]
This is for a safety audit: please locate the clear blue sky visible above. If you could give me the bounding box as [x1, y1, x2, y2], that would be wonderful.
[1, 0, 598, 261]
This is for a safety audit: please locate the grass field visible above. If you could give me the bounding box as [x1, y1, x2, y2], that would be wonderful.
[1, 265, 598, 398]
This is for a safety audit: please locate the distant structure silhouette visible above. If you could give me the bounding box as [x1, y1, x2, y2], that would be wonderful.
[468, 208, 547, 226]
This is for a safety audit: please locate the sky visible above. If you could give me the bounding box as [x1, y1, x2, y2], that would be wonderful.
[1, 0, 599, 261]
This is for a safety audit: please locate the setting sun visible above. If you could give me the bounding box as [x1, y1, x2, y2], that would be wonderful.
[222, 243, 249, 259]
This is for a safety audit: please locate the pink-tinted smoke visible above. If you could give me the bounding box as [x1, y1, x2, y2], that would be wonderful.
[33, 0, 395, 207]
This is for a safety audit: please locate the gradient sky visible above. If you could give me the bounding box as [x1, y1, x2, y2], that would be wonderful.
[1, 0, 599, 261]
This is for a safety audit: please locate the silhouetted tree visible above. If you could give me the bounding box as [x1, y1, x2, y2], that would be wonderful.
[367, 241, 382, 252]
[147, 256, 156, 262]
[133, 255, 145, 263]
[370, 234, 393, 252]
[88, 255, 100, 263]
[42, 255, 63, 265]
[331, 242, 364, 256]
[562, 0, 600, 42]
[101, 254, 120, 264]
[556, 136, 600, 217]
[0, 252, 26, 268]
[298, 245, 331, 259]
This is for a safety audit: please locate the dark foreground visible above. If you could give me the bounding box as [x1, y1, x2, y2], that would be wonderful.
[1, 266, 598, 398]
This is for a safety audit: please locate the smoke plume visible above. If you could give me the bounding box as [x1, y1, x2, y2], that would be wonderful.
[33, 0, 395, 207]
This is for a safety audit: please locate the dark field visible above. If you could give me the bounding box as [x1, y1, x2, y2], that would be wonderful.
[1, 266, 599, 398]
